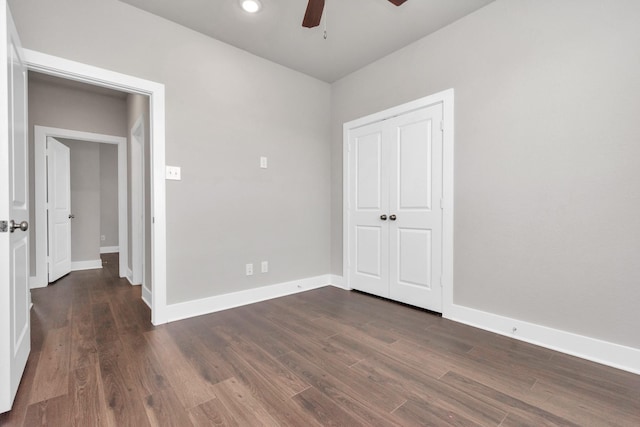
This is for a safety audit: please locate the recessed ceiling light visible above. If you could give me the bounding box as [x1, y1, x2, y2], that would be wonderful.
[240, 0, 262, 13]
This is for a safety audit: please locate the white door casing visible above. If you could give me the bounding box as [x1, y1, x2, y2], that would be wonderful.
[47, 137, 71, 282]
[23, 49, 167, 325]
[344, 90, 454, 314]
[0, 3, 30, 413]
[33, 128, 127, 288]
[131, 116, 144, 286]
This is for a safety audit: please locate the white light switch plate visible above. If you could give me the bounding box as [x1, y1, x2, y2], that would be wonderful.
[260, 156, 268, 169]
[166, 166, 181, 180]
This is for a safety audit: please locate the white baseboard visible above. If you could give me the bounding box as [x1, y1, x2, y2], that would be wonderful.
[100, 246, 119, 254]
[71, 259, 103, 271]
[141, 285, 152, 308]
[444, 304, 640, 375]
[329, 274, 349, 290]
[30, 274, 47, 289]
[165, 274, 332, 323]
[126, 268, 141, 286]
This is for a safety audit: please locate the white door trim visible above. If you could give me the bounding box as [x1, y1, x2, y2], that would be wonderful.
[33, 128, 127, 287]
[343, 89, 455, 316]
[130, 115, 144, 287]
[23, 49, 168, 325]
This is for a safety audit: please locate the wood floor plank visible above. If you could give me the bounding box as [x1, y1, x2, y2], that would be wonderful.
[211, 377, 280, 426]
[22, 395, 71, 427]
[143, 328, 218, 409]
[439, 371, 578, 426]
[143, 388, 193, 427]
[278, 350, 404, 426]
[91, 302, 119, 346]
[214, 327, 310, 398]
[69, 364, 115, 426]
[97, 338, 152, 427]
[350, 356, 508, 426]
[188, 327, 322, 426]
[29, 327, 71, 404]
[118, 332, 169, 398]
[391, 396, 485, 427]
[292, 386, 368, 427]
[530, 380, 640, 425]
[69, 302, 98, 370]
[188, 398, 240, 427]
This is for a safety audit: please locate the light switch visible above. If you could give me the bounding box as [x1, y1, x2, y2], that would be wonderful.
[166, 166, 181, 180]
[260, 156, 268, 169]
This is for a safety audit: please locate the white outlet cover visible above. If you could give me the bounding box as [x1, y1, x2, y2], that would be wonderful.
[246, 263, 254, 276]
[261, 261, 268, 273]
[166, 165, 181, 180]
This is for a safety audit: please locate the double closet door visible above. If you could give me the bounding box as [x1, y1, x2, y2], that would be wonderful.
[347, 103, 444, 312]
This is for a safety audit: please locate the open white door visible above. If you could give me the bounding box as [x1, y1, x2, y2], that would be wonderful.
[0, 3, 30, 413]
[47, 137, 71, 282]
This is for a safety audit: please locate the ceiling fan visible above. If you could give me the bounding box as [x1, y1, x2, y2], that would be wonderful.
[302, 0, 408, 28]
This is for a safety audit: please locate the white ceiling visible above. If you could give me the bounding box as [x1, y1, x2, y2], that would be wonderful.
[119, 0, 495, 83]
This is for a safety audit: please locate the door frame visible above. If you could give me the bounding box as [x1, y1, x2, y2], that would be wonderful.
[23, 49, 168, 325]
[342, 89, 455, 316]
[130, 115, 145, 288]
[33, 129, 127, 285]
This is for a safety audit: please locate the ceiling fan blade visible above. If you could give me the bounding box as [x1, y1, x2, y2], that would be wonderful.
[302, 0, 325, 28]
[388, 0, 407, 5]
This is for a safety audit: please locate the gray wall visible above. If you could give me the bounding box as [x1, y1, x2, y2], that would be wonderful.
[11, 0, 332, 304]
[331, 0, 640, 349]
[27, 73, 128, 276]
[58, 139, 101, 262]
[126, 93, 152, 290]
[99, 143, 118, 248]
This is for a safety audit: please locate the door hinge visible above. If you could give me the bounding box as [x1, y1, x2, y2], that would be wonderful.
[440, 198, 444, 210]
[440, 120, 444, 132]
[0, 220, 7, 232]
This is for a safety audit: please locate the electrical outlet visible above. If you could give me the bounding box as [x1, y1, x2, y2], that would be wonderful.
[261, 261, 268, 273]
[166, 165, 181, 180]
[101, 235, 106, 241]
[246, 263, 253, 276]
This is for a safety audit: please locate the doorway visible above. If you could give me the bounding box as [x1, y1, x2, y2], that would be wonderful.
[33, 128, 128, 286]
[343, 89, 455, 315]
[23, 48, 168, 325]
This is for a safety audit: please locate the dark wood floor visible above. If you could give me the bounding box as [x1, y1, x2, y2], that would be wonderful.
[1, 254, 639, 426]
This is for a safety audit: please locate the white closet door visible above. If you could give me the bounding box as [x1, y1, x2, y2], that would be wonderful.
[388, 105, 443, 312]
[347, 121, 390, 297]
